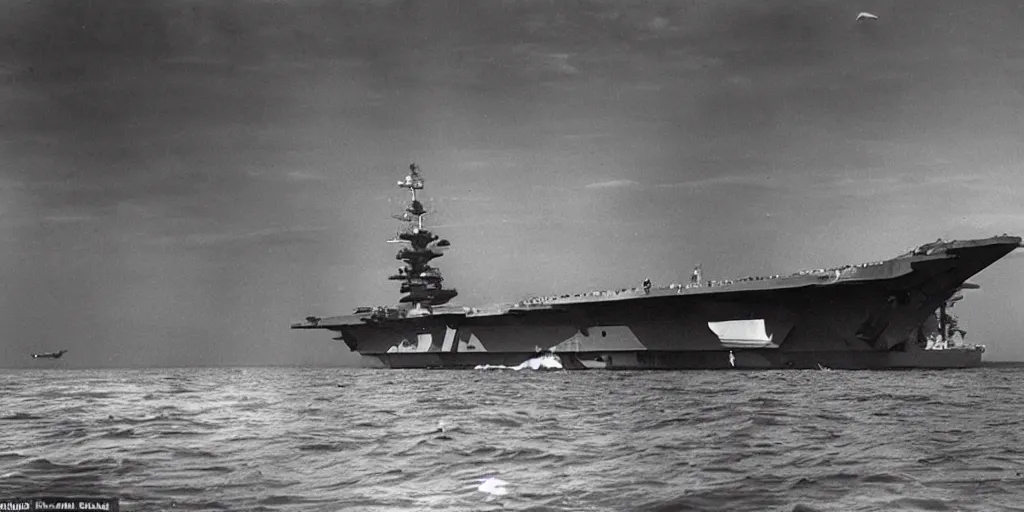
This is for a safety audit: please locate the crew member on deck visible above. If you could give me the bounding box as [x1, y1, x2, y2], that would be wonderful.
[642, 278, 652, 294]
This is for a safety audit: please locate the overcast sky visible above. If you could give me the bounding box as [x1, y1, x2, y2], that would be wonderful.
[2, 0, 1023, 368]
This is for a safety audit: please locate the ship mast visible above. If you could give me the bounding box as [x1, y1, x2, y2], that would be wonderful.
[389, 163, 458, 314]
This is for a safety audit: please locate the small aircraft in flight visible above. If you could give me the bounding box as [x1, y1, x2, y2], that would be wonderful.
[32, 349, 68, 359]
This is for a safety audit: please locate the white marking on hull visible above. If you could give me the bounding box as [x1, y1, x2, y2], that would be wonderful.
[552, 326, 647, 352]
[708, 319, 779, 349]
[386, 337, 418, 353]
[416, 333, 433, 352]
[441, 327, 457, 352]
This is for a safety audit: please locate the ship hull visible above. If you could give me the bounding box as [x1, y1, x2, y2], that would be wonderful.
[295, 235, 1020, 371]
[360, 348, 983, 370]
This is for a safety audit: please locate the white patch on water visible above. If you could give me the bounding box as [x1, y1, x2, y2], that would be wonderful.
[476, 476, 509, 496]
[474, 353, 564, 371]
[5, 366, 1022, 510]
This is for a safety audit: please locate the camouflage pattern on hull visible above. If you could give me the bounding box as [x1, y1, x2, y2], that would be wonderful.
[295, 235, 1021, 370]
[359, 348, 983, 370]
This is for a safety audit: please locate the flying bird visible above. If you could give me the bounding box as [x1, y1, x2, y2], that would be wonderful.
[856, 12, 879, 21]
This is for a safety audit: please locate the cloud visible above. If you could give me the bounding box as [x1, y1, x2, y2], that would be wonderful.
[582, 173, 792, 193]
[284, 171, 331, 182]
[561, 132, 611, 140]
[955, 213, 1024, 230]
[585, 179, 641, 189]
[543, 53, 579, 75]
[146, 226, 330, 249]
[648, 16, 671, 32]
[432, 211, 552, 229]
[508, 45, 583, 84]
[816, 172, 1016, 198]
[655, 175, 780, 190]
[459, 161, 492, 170]
[41, 214, 99, 224]
[442, 196, 494, 203]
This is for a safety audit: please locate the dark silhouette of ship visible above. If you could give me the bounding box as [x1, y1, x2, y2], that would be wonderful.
[292, 164, 1022, 370]
[31, 349, 68, 359]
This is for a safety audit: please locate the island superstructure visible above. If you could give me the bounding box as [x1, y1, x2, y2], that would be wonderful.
[292, 163, 1022, 370]
[387, 164, 458, 313]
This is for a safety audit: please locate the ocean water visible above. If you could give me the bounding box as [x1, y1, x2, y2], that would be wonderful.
[1, 367, 1023, 512]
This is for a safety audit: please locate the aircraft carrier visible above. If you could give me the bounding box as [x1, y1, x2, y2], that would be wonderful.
[292, 164, 1022, 370]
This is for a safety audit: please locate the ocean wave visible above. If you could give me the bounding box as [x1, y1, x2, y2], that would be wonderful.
[1, 367, 1022, 511]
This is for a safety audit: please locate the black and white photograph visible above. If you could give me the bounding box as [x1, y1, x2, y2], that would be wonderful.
[2, 0, 1023, 510]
